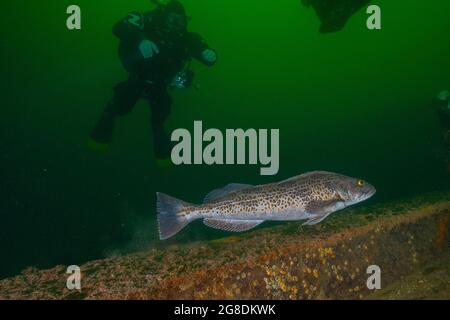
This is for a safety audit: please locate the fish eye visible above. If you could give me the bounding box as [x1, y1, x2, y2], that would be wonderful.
[357, 180, 365, 187]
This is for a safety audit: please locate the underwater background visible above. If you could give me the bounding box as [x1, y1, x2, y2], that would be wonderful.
[1, 0, 450, 279]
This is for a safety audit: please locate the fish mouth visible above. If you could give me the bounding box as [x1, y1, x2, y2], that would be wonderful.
[346, 188, 376, 206]
[361, 188, 376, 201]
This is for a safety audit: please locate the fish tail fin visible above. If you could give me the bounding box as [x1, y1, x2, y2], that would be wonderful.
[156, 192, 192, 240]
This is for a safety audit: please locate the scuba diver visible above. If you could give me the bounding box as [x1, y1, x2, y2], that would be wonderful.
[89, 0, 217, 164]
[432, 90, 450, 173]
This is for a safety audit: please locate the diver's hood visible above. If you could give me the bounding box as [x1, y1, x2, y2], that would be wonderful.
[160, 1, 188, 34]
[165, 0, 186, 17]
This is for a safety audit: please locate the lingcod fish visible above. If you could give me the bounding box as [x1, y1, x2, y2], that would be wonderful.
[156, 171, 376, 240]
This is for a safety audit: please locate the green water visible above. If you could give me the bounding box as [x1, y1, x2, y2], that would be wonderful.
[1, 0, 450, 279]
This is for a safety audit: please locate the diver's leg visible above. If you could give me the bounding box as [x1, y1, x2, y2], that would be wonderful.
[90, 78, 142, 145]
[148, 87, 172, 160]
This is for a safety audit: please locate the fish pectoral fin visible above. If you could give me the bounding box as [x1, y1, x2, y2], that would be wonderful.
[204, 183, 254, 203]
[303, 200, 346, 226]
[302, 213, 333, 226]
[305, 199, 346, 216]
[203, 218, 264, 232]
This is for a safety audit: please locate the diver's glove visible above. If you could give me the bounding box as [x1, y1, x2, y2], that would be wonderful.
[436, 90, 450, 114]
[201, 49, 217, 63]
[139, 39, 160, 59]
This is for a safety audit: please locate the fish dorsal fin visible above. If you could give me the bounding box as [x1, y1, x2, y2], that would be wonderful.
[203, 219, 264, 232]
[204, 183, 254, 203]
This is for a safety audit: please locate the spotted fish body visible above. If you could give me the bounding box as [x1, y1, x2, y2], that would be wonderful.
[157, 171, 376, 240]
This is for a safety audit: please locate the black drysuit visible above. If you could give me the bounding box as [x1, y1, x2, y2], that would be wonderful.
[91, 10, 216, 158]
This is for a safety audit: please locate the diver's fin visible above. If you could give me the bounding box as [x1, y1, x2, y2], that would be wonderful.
[203, 219, 264, 232]
[204, 184, 254, 203]
[303, 0, 371, 33]
[156, 192, 192, 240]
[155, 157, 173, 169]
[87, 138, 109, 152]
